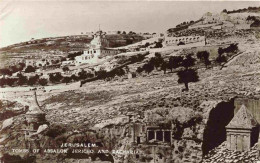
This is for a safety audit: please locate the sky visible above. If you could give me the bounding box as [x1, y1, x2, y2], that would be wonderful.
[0, 0, 259, 48]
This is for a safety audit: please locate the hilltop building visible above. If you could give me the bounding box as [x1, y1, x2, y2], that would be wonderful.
[75, 30, 120, 65]
[163, 35, 206, 47]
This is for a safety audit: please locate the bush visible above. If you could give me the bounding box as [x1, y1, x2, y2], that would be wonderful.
[25, 66, 36, 73]
[39, 78, 48, 86]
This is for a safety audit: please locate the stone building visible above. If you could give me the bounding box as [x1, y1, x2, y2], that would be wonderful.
[226, 105, 259, 151]
[202, 12, 221, 24]
[75, 30, 120, 65]
[146, 125, 171, 144]
[163, 35, 206, 47]
[23, 91, 48, 139]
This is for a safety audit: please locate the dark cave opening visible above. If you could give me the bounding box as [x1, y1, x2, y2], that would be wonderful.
[202, 99, 235, 155]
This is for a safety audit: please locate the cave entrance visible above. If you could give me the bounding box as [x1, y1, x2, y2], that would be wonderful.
[202, 99, 235, 155]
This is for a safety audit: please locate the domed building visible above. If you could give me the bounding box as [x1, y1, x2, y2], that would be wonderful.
[75, 30, 120, 65]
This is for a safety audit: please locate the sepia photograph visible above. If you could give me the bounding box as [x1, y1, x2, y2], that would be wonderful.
[0, 0, 260, 162]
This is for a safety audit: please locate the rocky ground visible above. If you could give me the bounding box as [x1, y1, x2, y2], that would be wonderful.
[203, 142, 259, 163]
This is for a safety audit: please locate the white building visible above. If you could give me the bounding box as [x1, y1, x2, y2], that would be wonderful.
[75, 30, 120, 65]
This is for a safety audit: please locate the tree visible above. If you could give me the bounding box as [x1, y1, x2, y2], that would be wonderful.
[25, 66, 36, 73]
[17, 74, 28, 86]
[18, 63, 26, 71]
[62, 66, 69, 72]
[222, 9, 227, 13]
[197, 51, 211, 68]
[176, 53, 198, 91]
[149, 53, 163, 70]
[182, 53, 196, 69]
[71, 74, 78, 81]
[136, 67, 143, 74]
[0, 78, 6, 87]
[114, 68, 125, 77]
[27, 75, 39, 86]
[62, 77, 71, 84]
[218, 47, 224, 56]
[49, 73, 63, 83]
[122, 31, 126, 34]
[161, 61, 167, 74]
[144, 42, 150, 47]
[154, 42, 163, 48]
[39, 78, 48, 86]
[55, 73, 63, 82]
[96, 70, 107, 79]
[0, 68, 12, 76]
[216, 54, 227, 64]
[10, 66, 18, 74]
[143, 63, 154, 74]
[78, 70, 87, 80]
[177, 69, 199, 91]
[5, 78, 16, 86]
[216, 47, 227, 64]
[49, 74, 56, 83]
[168, 56, 183, 72]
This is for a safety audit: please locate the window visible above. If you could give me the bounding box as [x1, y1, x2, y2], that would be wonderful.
[148, 131, 155, 141]
[164, 131, 171, 142]
[137, 137, 141, 144]
[156, 131, 163, 141]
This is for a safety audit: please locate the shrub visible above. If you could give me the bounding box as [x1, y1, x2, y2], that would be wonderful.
[25, 66, 36, 73]
[39, 78, 48, 86]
